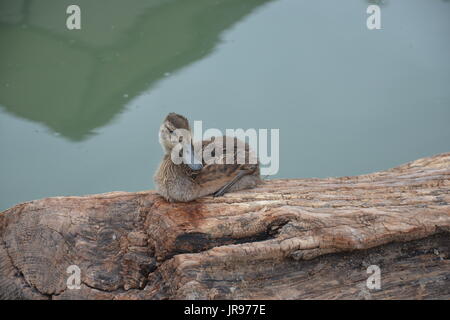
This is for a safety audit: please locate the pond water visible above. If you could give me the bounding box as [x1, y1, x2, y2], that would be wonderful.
[1, 0, 449, 211]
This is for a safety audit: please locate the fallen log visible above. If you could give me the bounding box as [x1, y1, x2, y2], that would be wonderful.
[0, 153, 449, 300]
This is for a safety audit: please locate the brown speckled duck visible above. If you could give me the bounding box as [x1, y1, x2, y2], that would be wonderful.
[154, 113, 261, 202]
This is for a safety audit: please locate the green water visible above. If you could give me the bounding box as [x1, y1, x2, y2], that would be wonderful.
[1, 0, 449, 211]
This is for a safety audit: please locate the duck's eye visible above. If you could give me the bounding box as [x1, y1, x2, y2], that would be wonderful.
[166, 126, 174, 133]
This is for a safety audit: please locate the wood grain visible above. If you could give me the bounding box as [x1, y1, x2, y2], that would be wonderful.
[0, 152, 449, 299]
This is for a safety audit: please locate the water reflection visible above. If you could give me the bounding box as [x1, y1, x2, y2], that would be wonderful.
[0, 0, 272, 141]
[0, 0, 449, 212]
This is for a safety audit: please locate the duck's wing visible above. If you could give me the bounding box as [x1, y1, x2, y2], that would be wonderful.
[189, 136, 258, 184]
[194, 136, 258, 166]
[212, 170, 249, 197]
[190, 163, 245, 184]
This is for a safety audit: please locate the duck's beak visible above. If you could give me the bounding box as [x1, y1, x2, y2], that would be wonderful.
[183, 142, 203, 171]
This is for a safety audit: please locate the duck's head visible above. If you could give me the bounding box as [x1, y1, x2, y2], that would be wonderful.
[159, 113, 203, 170]
[159, 112, 190, 152]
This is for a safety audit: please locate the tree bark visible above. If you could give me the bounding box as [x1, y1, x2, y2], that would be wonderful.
[0, 153, 449, 300]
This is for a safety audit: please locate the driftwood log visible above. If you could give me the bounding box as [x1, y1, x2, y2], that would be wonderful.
[0, 153, 449, 300]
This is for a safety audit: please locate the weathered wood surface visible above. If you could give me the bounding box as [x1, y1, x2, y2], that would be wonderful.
[0, 153, 449, 300]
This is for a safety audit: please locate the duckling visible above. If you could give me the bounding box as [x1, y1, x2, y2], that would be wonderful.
[154, 113, 261, 202]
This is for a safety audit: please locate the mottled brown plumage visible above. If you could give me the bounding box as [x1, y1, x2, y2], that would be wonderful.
[154, 113, 261, 202]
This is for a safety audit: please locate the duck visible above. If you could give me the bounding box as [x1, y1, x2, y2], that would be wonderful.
[154, 113, 261, 202]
